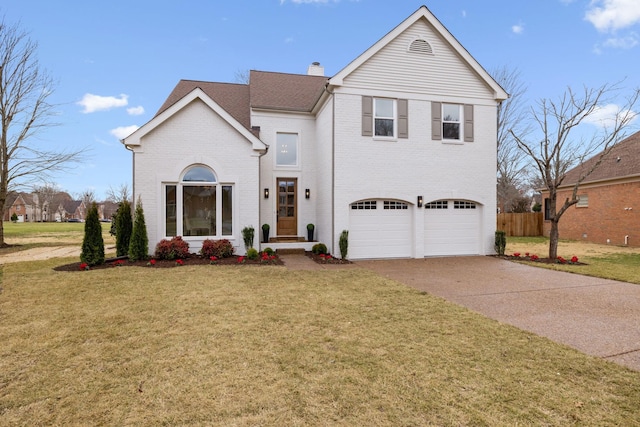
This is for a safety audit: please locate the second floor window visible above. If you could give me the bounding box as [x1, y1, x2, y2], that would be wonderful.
[374, 98, 395, 137]
[276, 132, 298, 167]
[442, 103, 461, 140]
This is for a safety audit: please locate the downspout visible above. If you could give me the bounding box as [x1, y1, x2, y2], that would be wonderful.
[256, 132, 269, 249]
[121, 140, 134, 201]
[322, 83, 336, 255]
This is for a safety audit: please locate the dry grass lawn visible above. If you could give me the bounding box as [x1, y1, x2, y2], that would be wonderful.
[1, 258, 639, 426]
[506, 237, 640, 284]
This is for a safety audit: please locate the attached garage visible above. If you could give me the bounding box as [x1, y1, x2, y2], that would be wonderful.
[349, 199, 413, 259]
[424, 200, 481, 256]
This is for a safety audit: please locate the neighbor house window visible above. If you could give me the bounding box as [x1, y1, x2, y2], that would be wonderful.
[276, 132, 298, 167]
[164, 165, 233, 238]
[544, 198, 551, 220]
[577, 194, 589, 207]
[431, 102, 474, 142]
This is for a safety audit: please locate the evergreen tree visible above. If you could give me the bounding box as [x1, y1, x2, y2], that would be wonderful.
[80, 203, 105, 266]
[128, 198, 149, 262]
[115, 200, 132, 257]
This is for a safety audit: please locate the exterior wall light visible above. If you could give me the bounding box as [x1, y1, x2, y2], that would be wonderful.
[305, 188, 311, 199]
[264, 188, 269, 199]
[417, 195, 423, 208]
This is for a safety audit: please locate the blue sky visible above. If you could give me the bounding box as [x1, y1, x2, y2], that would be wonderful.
[3, 0, 639, 199]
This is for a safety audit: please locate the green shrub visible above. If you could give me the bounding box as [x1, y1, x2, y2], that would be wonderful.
[312, 243, 327, 255]
[11, 213, 17, 222]
[115, 200, 132, 257]
[339, 230, 349, 260]
[80, 203, 105, 266]
[495, 230, 507, 256]
[154, 236, 190, 260]
[128, 198, 148, 262]
[263, 247, 275, 256]
[200, 239, 235, 258]
[242, 226, 254, 250]
[246, 248, 259, 260]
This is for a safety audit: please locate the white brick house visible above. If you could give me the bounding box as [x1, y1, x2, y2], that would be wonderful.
[123, 6, 508, 259]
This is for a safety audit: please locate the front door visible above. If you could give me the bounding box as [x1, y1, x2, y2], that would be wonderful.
[277, 178, 297, 236]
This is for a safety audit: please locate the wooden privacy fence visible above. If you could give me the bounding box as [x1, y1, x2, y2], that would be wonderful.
[496, 212, 543, 237]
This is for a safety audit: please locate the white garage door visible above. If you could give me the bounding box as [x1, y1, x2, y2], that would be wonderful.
[349, 200, 413, 259]
[424, 200, 481, 256]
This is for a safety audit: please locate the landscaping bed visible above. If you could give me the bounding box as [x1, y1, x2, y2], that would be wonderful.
[53, 253, 283, 272]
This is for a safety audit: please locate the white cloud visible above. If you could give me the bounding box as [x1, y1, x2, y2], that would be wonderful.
[582, 103, 637, 128]
[462, 10, 467, 18]
[110, 125, 139, 140]
[512, 23, 525, 34]
[585, 0, 640, 32]
[602, 32, 639, 48]
[127, 106, 145, 116]
[78, 93, 128, 113]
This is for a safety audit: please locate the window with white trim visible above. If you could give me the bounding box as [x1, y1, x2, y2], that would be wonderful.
[374, 98, 395, 137]
[425, 201, 448, 209]
[443, 104, 461, 141]
[384, 200, 408, 210]
[276, 132, 298, 167]
[454, 201, 476, 209]
[164, 165, 233, 238]
[351, 200, 377, 210]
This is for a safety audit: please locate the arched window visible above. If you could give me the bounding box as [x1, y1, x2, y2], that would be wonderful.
[165, 165, 233, 238]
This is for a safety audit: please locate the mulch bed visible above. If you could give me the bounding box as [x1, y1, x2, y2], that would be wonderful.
[496, 255, 587, 265]
[54, 253, 284, 272]
[305, 251, 351, 265]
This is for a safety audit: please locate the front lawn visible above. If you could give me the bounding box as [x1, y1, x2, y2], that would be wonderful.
[1, 259, 638, 425]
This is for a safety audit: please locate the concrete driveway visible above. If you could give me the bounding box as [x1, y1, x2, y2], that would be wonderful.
[356, 256, 640, 372]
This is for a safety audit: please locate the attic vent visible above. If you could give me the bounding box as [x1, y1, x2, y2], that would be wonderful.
[409, 38, 433, 55]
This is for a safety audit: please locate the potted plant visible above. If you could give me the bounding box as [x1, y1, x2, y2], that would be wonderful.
[307, 223, 315, 242]
[262, 223, 270, 243]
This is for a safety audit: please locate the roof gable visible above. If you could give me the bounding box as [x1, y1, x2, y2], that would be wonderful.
[124, 87, 267, 152]
[562, 131, 640, 186]
[330, 5, 507, 101]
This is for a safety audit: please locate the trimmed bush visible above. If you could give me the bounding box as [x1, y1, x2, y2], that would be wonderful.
[154, 236, 190, 260]
[242, 226, 255, 250]
[263, 247, 275, 256]
[80, 203, 105, 266]
[200, 239, 235, 259]
[246, 248, 259, 260]
[128, 198, 149, 262]
[495, 230, 507, 256]
[115, 200, 132, 257]
[339, 230, 349, 260]
[312, 243, 328, 255]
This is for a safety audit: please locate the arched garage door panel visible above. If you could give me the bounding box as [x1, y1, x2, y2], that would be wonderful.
[424, 200, 481, 256]
[349, 200, 413, 259]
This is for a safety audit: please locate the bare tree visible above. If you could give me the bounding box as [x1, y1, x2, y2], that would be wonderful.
[0, 18, 84, 245]
[78, 189, 96, 207]
[492, 66, 532, 212]
[233, 69, 250, 85]
[31, 181, 60, 221]
[105, 182, 131, 203]
[511, 83, 639, 259]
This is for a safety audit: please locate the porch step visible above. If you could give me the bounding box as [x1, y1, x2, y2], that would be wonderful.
[276, 248, 306, 255]
[269, 236, 307, 243]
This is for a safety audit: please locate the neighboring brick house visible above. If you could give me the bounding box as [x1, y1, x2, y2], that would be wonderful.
[56, 200, 86, 222]
[542, 131, 640, 247]
[8, 193, 37, 222]
[123, 6, 508, 258]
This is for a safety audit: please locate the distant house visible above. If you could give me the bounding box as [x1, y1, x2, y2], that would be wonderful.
[56, 200, 86, 222]
[123, 6, 508, 259]
[8, 193, 36, 222]
[541, 131, 640, 247]
[3, 192, 19, 221]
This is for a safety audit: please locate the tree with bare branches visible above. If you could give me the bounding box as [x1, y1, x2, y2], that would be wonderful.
[0, 18, 83, 245]
[492, 66, 532, 212]
[105, 182, 131, 204]
[511, 83, 639, 259]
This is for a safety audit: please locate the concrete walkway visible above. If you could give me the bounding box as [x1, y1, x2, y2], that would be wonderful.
[356, 256, 640, 372]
